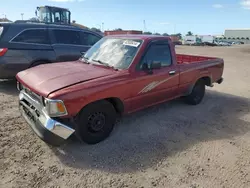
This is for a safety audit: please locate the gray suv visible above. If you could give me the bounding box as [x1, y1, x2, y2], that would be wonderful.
[0, 22, 103, 79]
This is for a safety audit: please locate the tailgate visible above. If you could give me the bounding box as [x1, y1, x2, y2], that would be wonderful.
[178, 58, 224, 85]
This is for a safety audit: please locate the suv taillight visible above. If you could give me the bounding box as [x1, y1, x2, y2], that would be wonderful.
[0, 48, 7, 56]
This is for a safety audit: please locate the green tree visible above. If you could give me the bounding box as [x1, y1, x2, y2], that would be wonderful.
[143, 31, 152, 35]
[162, 33, 169, 36]
[113, 28, 123, 31]
[241, 37, 245, 40]
[246, 37, 249, 40]
[176, 33, 182, 39]
[186, 31, 193, 36]
[153, 32, 161, 35]
[91, 27, 101, 33]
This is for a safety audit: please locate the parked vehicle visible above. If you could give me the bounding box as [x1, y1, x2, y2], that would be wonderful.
[16, 35, 224, 146]
[200, 35, 214, 44]
[183, 35, 196, 45]
[203, 42, 218, 46]
[0, 22, 102, 79]
[36, 5, 71, 25]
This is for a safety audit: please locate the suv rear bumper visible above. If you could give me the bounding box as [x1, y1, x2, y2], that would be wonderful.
[0, 56, 30, 79]
[19, 91, 75, 146]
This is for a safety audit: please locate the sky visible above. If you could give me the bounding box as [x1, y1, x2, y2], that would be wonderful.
[1, 0, 250, 35]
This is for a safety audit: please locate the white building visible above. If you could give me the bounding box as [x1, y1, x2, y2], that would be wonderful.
[224, 29, 250, 38]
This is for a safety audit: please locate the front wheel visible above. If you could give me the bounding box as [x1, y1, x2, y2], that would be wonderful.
[75, 100, 117, 144]
[185, 79, 205, 105]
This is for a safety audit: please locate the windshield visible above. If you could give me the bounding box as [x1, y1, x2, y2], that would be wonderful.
[83, 37, 142, 69]
[0, 27, 3, 38]
[38, 7, 51, 22]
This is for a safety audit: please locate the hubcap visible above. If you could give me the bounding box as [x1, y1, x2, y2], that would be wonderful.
[87, 112, 106, 132]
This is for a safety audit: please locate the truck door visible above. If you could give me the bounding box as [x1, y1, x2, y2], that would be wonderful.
[50, 29, 88, 62]
[128, 41, 179, 112]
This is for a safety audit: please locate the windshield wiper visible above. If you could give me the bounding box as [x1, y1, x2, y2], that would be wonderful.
[80, 56, 90, 64]
[92, 59, 110, 66]
[93, 59, 118, 69]
[92, 59, 118, 71]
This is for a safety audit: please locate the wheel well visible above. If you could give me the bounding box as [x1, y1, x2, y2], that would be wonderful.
[185, 76, 211, 96]
[106, 97, 124, 115]
[199, 76, 211, 86]
[30, 60, 51, 68]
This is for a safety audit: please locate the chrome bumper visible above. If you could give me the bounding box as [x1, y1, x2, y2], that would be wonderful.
[19, 90, 75, 145]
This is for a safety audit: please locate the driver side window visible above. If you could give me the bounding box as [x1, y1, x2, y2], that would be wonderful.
[138, 43, 172, 70]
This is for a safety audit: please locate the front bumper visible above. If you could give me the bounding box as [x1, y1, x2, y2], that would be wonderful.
[19, 90, 75, 146]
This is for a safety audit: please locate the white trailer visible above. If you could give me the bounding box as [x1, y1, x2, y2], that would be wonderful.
[200, 35, 214, 43]
[183, 36, 196, 45]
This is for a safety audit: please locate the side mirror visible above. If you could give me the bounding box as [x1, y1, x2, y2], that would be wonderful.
[150, 61, 161, 69]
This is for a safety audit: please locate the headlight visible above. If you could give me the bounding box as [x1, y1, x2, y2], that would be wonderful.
[44, 99, 68, 117]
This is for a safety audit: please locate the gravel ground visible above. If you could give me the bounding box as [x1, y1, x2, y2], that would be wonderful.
[1, 45, 250, 188]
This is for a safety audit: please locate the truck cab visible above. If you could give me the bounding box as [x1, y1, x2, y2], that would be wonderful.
[36, 6, 71, 25]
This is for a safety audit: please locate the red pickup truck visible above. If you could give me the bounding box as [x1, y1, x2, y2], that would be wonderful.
[16, 35, 224, 146]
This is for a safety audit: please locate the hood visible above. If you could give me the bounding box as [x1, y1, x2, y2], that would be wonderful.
[16, 61, 115, 97]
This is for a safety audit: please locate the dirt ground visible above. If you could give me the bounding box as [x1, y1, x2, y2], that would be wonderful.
[1, 45, 250, 188]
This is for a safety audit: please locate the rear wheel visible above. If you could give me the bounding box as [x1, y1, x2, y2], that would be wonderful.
[185, 79, 205, 105]
[75, 100, 117, 144]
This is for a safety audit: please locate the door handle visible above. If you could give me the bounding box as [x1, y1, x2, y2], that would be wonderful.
[169, 70, 176, 75]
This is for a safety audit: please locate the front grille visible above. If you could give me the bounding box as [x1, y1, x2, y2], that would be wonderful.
[19, 90, 42, 119]
[21, 85, 43, 105]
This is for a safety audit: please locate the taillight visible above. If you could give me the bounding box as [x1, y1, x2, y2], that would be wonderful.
[0, 48, 7, 56]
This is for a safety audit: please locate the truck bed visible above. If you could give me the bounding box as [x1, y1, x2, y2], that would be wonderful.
[176, 54, 217, 64]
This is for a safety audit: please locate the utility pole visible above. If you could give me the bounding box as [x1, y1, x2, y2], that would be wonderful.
[1, 14, 6, 19]
[143, 20, 147, 33]
[102, 22, 104, 32]
[21, 13, 24, 20]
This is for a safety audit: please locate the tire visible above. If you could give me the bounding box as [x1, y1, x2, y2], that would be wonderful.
[75, 100, 117, 144]
[185, 79, 205, 105]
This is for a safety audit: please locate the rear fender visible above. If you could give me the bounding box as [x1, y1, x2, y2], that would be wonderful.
[184, 76, 212, 96]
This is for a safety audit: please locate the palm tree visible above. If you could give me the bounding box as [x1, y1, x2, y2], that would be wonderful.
[232, 38, 235, 40]
[241, 37, 245, 40]
[228, 37, 231, 39]
[236, 37, 240, 40]
[246, 37, 249, 40]
[186, 31, 193, 36]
